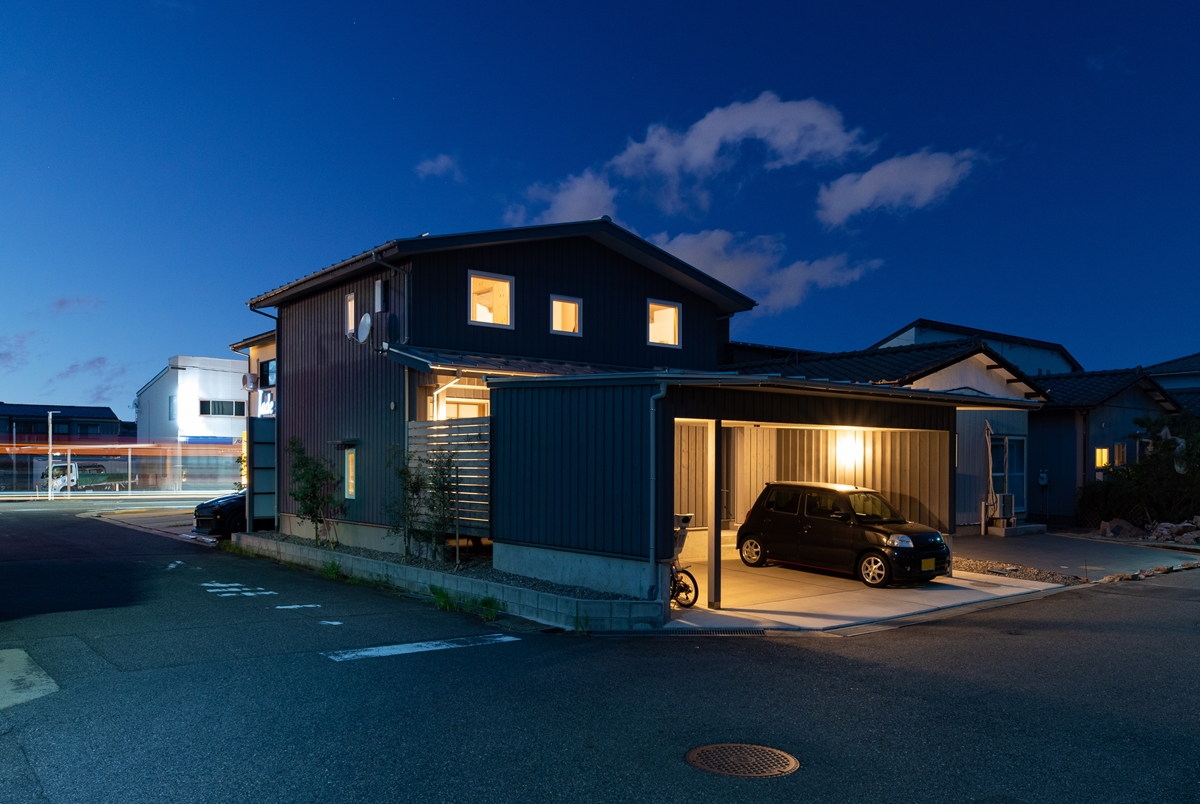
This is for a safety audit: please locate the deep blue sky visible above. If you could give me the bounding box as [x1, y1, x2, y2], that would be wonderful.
[2, 1, 1197, 413]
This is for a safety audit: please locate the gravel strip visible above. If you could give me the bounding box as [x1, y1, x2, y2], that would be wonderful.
[952, 557, 1086, 586]
[245, 531, 640, 601]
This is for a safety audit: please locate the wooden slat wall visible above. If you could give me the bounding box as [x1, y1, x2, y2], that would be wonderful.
[673, 423, 708, 527]
[408, 417, 490, 538]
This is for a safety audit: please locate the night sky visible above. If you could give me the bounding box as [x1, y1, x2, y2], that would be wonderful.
[2, 1, 1197, 413]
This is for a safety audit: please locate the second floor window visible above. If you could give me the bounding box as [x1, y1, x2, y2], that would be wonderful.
[550, 295, 581, 336]
[345, 293, 356, 336]
[259, 359, 277, 388]
[469, 271, 513, 328]
[200, 400, 246, 417]
[648, 300, 681, 347]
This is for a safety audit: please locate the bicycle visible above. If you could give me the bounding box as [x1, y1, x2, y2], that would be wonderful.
[670, 521, 698, 608]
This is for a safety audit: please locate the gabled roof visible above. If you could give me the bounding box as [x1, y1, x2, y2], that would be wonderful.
[1146, 350, 1200, 376]
[724, 340, 827, 364]
[0, 403, 119, 419]
[723, 337, 1048, 401]
[1171, 390, 1200, 417]
[1036, 368, 1180, 412]
[248, 218, 758, 315]
[382, 346, 645, 377]
[867, 318, 1085, 372]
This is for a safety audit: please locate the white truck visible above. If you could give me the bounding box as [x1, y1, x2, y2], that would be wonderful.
[40, 462, 136, 493]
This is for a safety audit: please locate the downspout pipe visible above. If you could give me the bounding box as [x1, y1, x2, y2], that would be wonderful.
[648, 382, 668, 600]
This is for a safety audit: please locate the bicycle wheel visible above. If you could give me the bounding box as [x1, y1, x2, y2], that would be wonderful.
[674, 569, 698, 608]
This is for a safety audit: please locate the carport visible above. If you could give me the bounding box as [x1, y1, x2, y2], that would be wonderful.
[488, 372, 1038, 625]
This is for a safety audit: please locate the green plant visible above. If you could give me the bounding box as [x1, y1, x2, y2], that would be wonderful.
[286, 437, 343, 548]
[320, 559, 341, 579]
[572, 613, 591, 636]
[429, 585, 460, 612]
[386, 445, 457, 561]
[218, 541, 254, 557]
[477, 596, 502, 622]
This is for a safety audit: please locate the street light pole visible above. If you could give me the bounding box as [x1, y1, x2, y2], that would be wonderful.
[47, 410, 60, 501]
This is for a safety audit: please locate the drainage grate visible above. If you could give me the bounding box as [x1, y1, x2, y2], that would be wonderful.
[592, 628, 767, 637]
[685, 743, 799, 778]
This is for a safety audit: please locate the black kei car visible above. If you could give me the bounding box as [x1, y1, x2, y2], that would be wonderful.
[736, 482, 949, 587]
[193, 490, 247, 540]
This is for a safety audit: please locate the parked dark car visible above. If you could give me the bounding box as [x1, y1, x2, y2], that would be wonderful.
[736, 482, 949, 587]
[193, 490, 247, 539]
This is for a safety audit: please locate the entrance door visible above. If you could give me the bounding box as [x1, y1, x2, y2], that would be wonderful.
[758, 486, 802, 561]
[802, 490, 857, 571]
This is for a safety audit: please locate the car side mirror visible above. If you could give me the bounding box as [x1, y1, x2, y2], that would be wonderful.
[831, 510, 849, 522]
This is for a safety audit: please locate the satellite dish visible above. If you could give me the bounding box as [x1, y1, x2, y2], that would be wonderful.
[356, 312, 372, 344]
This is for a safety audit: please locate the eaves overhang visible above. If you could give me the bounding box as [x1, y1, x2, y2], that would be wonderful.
[247, 219, 758, 315]
[486, 372, 1043, 410]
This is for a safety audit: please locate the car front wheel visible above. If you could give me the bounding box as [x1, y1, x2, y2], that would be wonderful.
[740, 537, 766, 567]
[857, 552, 892, 588]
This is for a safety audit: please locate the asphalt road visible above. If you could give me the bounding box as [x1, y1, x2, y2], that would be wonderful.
[2, 507, 1199, 803]
[954, 531, 1197, 578]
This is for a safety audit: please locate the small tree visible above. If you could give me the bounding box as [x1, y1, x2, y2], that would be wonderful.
[286, 437, 342, 548]
[387, 446, 425, 556]
[386, 445, 456, 561]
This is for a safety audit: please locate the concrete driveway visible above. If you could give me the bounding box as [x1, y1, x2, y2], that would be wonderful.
[952, 531, 1196, 580]
[667, 553, 1057, 631]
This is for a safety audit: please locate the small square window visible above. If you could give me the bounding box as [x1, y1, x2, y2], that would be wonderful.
[550, 295, 581, 336]
[200, 400, 211, 416]
[647, 300, 681, 347]
[235, 401, 246, 417]
[345, 448, 356, 499]
[345, 293, 356, 335]
[468, 271, 513, 328]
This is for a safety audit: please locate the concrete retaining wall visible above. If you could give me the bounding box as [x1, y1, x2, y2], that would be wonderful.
[231, 533, 666, 631]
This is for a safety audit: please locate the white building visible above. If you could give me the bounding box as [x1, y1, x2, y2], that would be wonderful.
[136, 356, 249, 443]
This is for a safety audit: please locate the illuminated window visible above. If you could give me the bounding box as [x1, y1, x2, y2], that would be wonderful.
[469, 271, 513, 328]
[1113, 443, 1127, 467]
[345, 448, 356, 499]
[1095, 447, 1110, 468]
[550, 295, 581, 336]
[445, 400, 487, 419]
[345, 293, 356, 335]
[647, 300, 681, 347]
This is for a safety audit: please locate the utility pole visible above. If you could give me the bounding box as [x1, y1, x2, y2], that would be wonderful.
[47, 410, 60, 501]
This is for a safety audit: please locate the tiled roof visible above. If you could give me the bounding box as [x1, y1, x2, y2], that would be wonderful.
[728, 338, 984, 383]
[404, 347, 646, 376]
[1170, 390, 1200, 417]
[1036, 368, 1177, 410]
[1147, 351, 1200, 375]
[0, 403, 118, 419]
[866, 318, 1085, 371]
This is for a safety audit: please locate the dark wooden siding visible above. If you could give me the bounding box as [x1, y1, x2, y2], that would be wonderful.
[409, 237, 726, 370]
[277, 270, 408, 526]
[1027, 409, 1080, 521]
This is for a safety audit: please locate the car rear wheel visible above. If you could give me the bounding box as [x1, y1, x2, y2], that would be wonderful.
[740, 537, 766, 567]
[857, 552, 891, 588]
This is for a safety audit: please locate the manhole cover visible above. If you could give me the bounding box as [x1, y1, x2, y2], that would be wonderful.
[684, 743, 799, 778]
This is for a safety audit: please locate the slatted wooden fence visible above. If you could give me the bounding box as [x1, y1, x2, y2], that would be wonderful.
[407, 417, 490, 538]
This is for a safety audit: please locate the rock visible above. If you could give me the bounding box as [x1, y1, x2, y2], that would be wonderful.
[1105, 518, 1149, 540]
[1154, 566, 1173, 573]
[1174, 533, 1197, 545]
[1099, 574, 1121, 583]
[1151, 523, 1176, 541]
[1175, 523, 1198, 535]
[1182, 562, 1199, 569]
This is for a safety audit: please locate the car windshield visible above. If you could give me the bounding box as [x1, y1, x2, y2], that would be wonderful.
[847, 492, 905, 523]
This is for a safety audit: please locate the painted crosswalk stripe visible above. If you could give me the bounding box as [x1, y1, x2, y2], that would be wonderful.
[276, 604, 321, 609]
[323, 634, 519, 662]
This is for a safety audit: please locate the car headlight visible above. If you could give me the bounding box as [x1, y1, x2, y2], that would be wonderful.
[886, 534, 914, 548]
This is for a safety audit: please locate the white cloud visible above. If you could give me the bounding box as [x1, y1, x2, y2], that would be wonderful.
[415, 154, 465, 182]
[512, 170, 618, 225]
[651, 229, 880, 314]
[611, 91, 874, 212]
[816, 149, 977, 227]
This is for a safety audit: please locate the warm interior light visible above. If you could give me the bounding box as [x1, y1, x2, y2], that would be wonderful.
[471, 275, 511, 325]
[836, 431, 863, 475]
[1095, 447, 1109, 468]
[648, 302, 679, 345]
[552, 298, 579, 333]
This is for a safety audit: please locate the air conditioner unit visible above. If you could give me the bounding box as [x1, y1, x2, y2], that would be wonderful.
[242, 373, 259, 391]
[996, 493, 1015, 519]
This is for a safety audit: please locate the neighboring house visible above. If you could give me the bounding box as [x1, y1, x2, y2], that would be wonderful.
[870, 319, 1084, 376]
[1146, 351, 1200, 416]
[230, 331, 277, 418]
[246, 219, 1034, 616]
[723, 337, 1049, 532]
[0, 403, 122, 491]
[135, 356, 249, 443]
[1028, 368, 1181, 525]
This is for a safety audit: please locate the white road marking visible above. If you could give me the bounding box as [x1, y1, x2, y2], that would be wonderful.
[202, 581, 277, 597]
[276, 604, 322, 609]
[323, 634, 520, 662]
[166, 561, 184, 570]
[320, 621, 343, 626]
[0, 649, 59, 710]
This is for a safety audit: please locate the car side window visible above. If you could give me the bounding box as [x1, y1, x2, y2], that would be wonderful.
[806, 492, 849, 520]
[763, 487, 801, 515]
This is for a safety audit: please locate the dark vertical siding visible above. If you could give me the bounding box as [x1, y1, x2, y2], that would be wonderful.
[409, 237, 725, 370]
[277, 271, 408, 526]
[1027, 409, 1080, 520]
[492, 383, 658, 560]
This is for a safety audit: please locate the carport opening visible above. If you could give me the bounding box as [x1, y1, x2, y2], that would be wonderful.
[672, 419, 951, 612]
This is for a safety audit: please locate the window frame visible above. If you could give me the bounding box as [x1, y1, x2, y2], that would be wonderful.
[344, 447, 356, 499]
[467, 270, 515, 330]
[259, 358, 277, 389]
[646, 298, 682, 349]
[199, 399, 247, 417]
[549, 294, 583, 337]
[345, 293, 356, 336]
